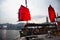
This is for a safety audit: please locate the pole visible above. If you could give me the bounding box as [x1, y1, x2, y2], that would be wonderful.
[25, 0, 27, 7]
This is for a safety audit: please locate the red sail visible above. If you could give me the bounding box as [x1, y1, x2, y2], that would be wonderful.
[18, 5, 31, 21]
[48, 5, 56, 22]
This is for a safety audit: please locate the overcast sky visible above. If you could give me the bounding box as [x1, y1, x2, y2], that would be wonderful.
[0, 0, 60, 24]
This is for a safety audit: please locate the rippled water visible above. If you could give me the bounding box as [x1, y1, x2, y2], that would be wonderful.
[0, 30, 20, 40]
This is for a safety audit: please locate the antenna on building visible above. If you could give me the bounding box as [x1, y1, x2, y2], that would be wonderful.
[46, 17, 49, 23]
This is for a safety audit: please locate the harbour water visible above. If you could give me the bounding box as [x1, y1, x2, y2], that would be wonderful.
[0, 30, 20, 40]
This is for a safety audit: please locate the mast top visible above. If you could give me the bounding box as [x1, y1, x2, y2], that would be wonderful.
[25, 0, 27, 7]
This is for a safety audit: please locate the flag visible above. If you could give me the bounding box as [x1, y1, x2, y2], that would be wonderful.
[57, 22, 60, 31]
[58, 22, 60, 27]
[48, 5, 56, 22]
[18, 5, 31, 21]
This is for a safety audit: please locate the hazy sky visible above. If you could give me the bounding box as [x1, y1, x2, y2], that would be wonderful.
[0, 0, 60, 24]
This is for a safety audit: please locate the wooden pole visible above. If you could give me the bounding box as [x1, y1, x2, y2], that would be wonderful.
[25, 0, 27, 7]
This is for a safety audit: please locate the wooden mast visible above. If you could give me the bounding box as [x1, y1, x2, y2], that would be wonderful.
[25, 0, 27, 8]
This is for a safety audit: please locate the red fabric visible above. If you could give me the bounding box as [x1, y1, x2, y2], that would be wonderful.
[18, 5, 31, 21]
[48, 5, 56, 22]
[57, 22, 60, 30]
[58, 22, 60, 27]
